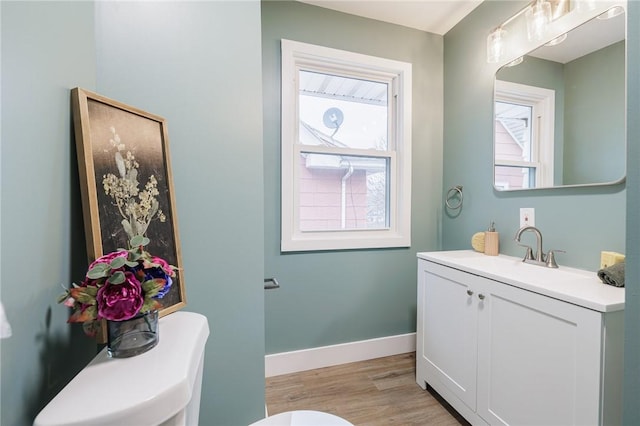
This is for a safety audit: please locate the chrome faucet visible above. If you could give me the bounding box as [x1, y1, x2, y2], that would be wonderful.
[514, 226, 563, 268]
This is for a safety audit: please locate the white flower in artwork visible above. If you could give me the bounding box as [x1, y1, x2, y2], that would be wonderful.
[102, 127, 166, 239]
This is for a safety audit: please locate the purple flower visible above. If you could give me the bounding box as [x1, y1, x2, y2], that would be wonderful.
[88, 250, 129, 271]
[96, 271, 144, 321]
[150, 256, 175, 277]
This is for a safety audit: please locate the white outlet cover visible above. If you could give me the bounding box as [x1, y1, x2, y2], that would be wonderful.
[520, 208, 535, 227]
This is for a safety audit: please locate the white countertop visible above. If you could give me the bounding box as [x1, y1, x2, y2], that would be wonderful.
[417, 250, 625, 313]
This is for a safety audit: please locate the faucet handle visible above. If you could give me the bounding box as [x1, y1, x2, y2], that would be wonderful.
[545, 249, 565, 268]
[517, 245, 535, 262]
[525, 246, 535, 261]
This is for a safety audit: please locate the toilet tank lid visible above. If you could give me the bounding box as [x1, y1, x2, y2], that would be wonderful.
[34, 311, 210, 426]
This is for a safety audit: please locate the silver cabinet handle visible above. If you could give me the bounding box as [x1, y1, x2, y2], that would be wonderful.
[467, 289, 474, 296]
[478, 294, 485, 300]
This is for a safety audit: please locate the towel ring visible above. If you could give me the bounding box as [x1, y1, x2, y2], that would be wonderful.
[445, 185, 463, 210]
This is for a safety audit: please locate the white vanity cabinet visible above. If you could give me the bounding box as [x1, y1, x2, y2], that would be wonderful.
[416, 251, 624, 426]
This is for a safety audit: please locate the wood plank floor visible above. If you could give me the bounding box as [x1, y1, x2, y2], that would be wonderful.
[265, 352, 469, 425]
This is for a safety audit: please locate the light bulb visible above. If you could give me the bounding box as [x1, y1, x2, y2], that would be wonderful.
[487, 27, 507, 63]
[526, 0, 552, 41]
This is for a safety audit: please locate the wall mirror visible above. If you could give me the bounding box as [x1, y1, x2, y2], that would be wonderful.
[493, 7, 626, 191]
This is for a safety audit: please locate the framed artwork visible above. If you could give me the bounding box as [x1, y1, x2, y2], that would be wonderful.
[71, 88, 186, 319]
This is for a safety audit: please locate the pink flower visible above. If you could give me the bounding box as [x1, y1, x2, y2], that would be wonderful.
[96, 271, 144, 321]
[150, 256, 175, 276]
[88, 250, 129, 271]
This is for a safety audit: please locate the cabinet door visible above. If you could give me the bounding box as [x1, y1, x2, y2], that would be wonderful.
[417, 261, 479, 412]
[476, 278, 603, 426]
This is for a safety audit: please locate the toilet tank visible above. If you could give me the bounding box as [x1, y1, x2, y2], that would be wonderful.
[34, 311, 210, 426]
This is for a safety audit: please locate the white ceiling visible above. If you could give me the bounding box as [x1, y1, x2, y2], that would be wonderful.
[296, 0, 484, 35]
[296, 1, 626, 64]
[528, 10, 625, 63]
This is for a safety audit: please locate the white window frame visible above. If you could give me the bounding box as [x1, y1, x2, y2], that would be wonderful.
[494, 80, 555, 189]
[281, 39, 412, 252]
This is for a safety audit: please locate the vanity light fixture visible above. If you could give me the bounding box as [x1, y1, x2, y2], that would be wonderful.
[486, 0, 572, 64]
[487, 27, 507, 63]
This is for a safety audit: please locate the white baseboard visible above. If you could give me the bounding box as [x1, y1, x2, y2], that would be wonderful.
[265, 333, 416, 377]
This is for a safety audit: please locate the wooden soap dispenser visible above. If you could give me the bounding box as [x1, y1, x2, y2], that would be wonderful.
[484, 221, 499, 256]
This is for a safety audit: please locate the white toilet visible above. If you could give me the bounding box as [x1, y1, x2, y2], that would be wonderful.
[250, 410, 354, 426]
[34, 311, 209, 426]
[34, 311, 352, 426]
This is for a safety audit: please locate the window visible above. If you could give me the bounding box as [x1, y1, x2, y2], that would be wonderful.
[281, 40, 412, 251]
[494, 80, 555, 190]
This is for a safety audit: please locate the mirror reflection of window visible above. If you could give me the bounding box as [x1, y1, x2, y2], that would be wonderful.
[495, 101, 534, 190]
[494, 80, 555, 190]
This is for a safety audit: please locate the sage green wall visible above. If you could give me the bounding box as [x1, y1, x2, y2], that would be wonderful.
[445, 1, 637, 423]
[443, 0, 625, 271]
[262, 1, 443, 354]
[1, 3, 98, 425]
[1, 2, 265, 425]
[624, 2, 640, 422]
[564, 41, 625, 185]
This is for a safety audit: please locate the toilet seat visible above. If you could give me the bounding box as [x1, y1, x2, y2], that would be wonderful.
[249, 410, 354, 426]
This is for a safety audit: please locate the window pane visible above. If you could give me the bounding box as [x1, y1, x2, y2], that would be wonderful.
[298, 153, 389, 231]
[495, 101, 532, 162]
[298, 70, 388, 150]
[494, 165, 536, 190]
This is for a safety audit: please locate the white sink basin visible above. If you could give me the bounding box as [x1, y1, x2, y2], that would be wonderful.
[458, 254, 590, 281]
[417, 250, 624, 312]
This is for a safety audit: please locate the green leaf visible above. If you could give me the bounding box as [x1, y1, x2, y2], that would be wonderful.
[140, 298, 160, 313]
[110, 256, 126, 269]
[130, 234, 149, 247]
[87, 265, 109, 280]
[56, 291, 70, 304]
[128, 250, 142, 262]
[142, 278, 164, 298]
[108, 271, 125, 285]
[70, 287, 97, 304]
[125, 260, 139, 268]
[90, 262, 110, 272]
[85, 305, 97, 319]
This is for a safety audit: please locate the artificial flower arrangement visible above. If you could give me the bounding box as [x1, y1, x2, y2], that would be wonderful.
[59, 234, 175, 337]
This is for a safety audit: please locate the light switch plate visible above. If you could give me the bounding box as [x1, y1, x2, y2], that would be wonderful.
[520, 208, 535, 227]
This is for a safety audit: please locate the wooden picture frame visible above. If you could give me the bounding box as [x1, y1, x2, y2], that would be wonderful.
[71, 88, 186, 319]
